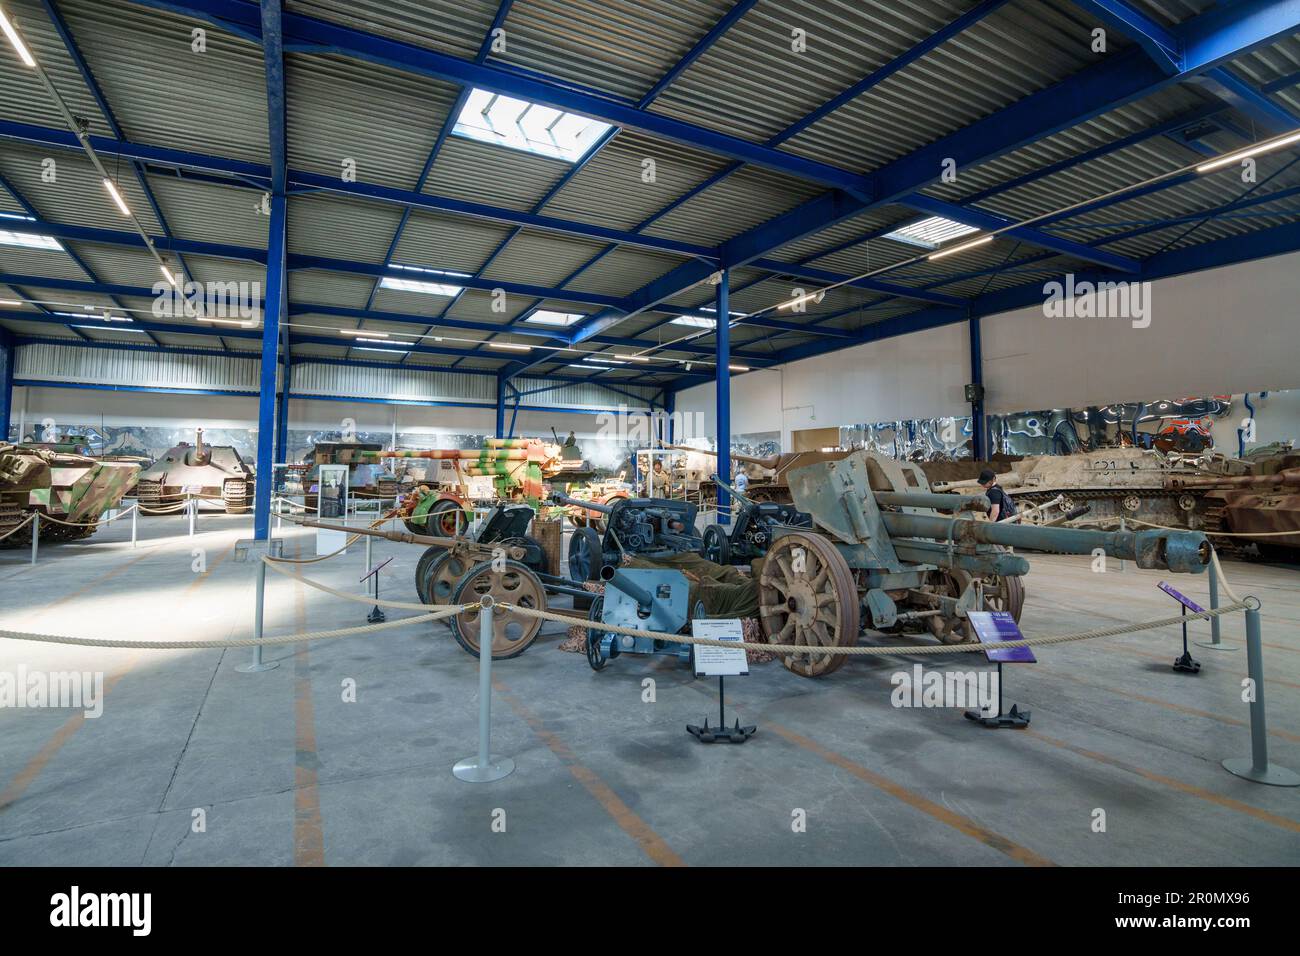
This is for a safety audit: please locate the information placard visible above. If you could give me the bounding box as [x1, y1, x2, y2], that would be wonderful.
[967, 610, 1037, 663]
[691, 619, 748, 676]
[1157, 580, 1205, 614]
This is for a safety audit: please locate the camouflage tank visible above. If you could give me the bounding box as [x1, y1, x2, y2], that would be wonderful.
[289, 441, 400, 504]
[0, 443, 139, 545]
[1162, 451, 1300, 557]
[662, 444, 851, 507]
[136, 428, 254, 514]
[931, 447, 1250, 532]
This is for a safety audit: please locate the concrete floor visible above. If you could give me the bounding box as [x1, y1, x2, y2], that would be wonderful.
[0, 510, 1297, 867]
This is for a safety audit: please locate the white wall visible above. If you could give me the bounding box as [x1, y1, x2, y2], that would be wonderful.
[677, 249, 1300, 447]
[676, 322, 969, 448]
[981, 251, 1300, 413]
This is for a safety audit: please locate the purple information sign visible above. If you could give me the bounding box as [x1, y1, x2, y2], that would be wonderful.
[967, 611, 1037, 663]
[1157, 581, 1205, 614]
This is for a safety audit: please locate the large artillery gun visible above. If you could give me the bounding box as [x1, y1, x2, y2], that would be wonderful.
[756, 451, 1211, 678]
[548, 491, 704, 583]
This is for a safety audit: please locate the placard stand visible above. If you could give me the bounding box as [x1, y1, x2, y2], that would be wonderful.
[963, 610, 1034, 729]
[686, 619, 756, 744]
[1158, 581, 1202, 674]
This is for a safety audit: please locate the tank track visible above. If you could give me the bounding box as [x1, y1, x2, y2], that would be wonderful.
[0, 502, 27, 547]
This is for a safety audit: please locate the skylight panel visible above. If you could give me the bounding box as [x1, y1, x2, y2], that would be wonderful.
[525, 310, 584, 326]
[0, 213, 61, 251]
[884, 216, 980, 250]
[380, 276, 462, 297]
[453, 87, 612, 163]
[671, 315, 715, 329]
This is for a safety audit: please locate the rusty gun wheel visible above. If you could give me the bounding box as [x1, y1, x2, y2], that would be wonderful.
[927, 568, 1026, 644]
[758, 532, 859, 677]
[425, 549, 476, 605]
[448, 559, 546, 660]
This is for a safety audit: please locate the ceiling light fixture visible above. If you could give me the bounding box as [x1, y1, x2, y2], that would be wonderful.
[928, 234, 994, 261]
[777, 290, 826, 311]
[102, 178, 131, 216]
[488, 342, 531, 352]
[1196, 129, 1300, 173]
[0, 7, 36, 67]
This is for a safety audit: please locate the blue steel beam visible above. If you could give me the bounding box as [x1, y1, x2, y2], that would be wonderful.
[0, 327, 12, 440]
[714, 269, 730, 525]
[363, 0, 516, 313]
[899, 196, 1141, 272]
[447, 1, 762, 369]
[118, 0, 874, 196]
[561, 0, 1300, 356]
[1069, 0, 1183, 72]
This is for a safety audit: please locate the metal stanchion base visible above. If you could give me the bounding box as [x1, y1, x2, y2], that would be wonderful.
[1222, 758, 1300, 787]
[235, 660, 279, 673]
[453, 756, 515, 783]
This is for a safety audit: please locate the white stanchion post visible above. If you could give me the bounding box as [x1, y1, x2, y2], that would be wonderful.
[1223, 604, 1298, 786]
[187, 496, 196, 537]
[236, 558, 279, 673]
[1197, 554, 1237, 651]
[30, 513, 39, 565]
[276, 497, 283, 532]
[453, 595, 515, 783]
[131, 503, 137, 548]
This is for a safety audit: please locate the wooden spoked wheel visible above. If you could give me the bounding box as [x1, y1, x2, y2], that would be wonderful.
[425, 549, 476, 605]
[448, 560, 546, 660]
[758, 533, 860, 677]
[927, 568, 1026, 644]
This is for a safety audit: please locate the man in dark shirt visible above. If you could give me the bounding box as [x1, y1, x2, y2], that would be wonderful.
[978, 468, 1016, 522]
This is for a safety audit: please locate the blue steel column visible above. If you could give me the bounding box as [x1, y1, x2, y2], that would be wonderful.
[665, 389, 676, 444]
[274, 349, 291, 463]
[254, 0, 287, 540]
[968, 311, 985, 460]
[494, 374, 506, 438]
[0, 328, 14, 442]
[715, 271, 731, 524]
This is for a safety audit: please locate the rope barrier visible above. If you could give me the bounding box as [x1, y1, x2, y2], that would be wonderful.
[260, 553, 441, 610]
[499, 599, 1253, 656]
[1125, 516, 1300, 538]
[34, 502, 141, 528]
[0, 603, 471, 650]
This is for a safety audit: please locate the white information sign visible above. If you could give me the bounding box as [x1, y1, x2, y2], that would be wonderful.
[691, 618, 748, 677]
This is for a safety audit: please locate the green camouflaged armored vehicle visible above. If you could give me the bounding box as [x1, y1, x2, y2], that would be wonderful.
[0, 443, 140, 545]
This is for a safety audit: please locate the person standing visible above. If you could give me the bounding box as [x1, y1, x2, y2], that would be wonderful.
[978, 468, 1017, 522]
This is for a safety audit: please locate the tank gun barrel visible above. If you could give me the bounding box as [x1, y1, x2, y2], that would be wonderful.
[1164, 467, 1300, 490]
[304, 519, 460, 549]
[660, 443, 777, 469]
[878, 511, 1209, 573]
[932, 471, 1023, 493]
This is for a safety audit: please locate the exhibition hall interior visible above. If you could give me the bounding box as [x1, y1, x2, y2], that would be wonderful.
[0, 0, 1298, 877]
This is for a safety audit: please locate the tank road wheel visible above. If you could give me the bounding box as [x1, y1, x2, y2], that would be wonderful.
[448, 560, 546, 660]
[223, 478, 249, 514]
[424, 550, 476, 605]
[758, 533, 860, 678]
[568, 526, 603, 582]
[585, 595, 609, 671]
[414, 545, 447, 603]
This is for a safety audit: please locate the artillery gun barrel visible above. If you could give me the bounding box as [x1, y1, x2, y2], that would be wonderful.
[599, 565, 654, 612]
[304, 519, 461, 549]
[1164, 467, 1300, 490]
[878, 511, 1210, 573]
[550, 491, 614, 514]
[661, 443, 778, 470]
[875, 491, 990, 513]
